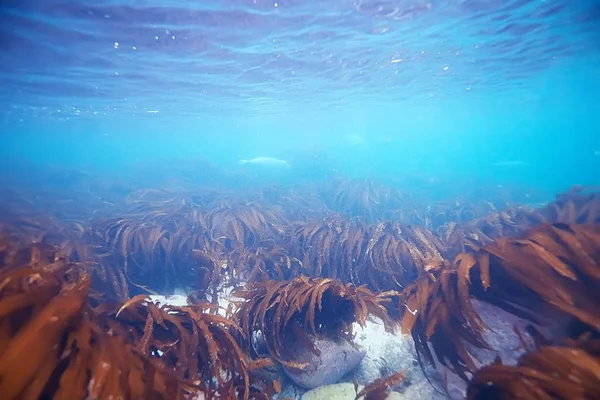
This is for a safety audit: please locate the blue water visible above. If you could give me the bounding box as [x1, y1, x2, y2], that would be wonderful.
[1, 4, 600, 398]
[1, 0, 600, 194]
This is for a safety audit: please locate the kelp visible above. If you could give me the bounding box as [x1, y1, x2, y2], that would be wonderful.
[324, 178, 408, 222]
[106, 296, 274, 399]
[290, 217, 444, 291]
[435, 222, 490, 261]
[420, 199, 498, 232]
[227, 246, 303, 283]
[89, 199, 290, 298]
[397, 258, 490, 381]
[321, 177, 552, 229]
[90, 209, 210, 296]
[2, 170, 600, 397]
[200, 202, 288, 249]
[233, 276, 399, 367]
[354, 371, 406, 400]
[436, 185, 600, 260]
[434, 206, 546, 261]
[470, 223, 600, 331]
[290, 216, 371, 283]
[398, 223, 600, 381]
[470, 206, 548, 241]
[0, 238, 195, 399]
[0, 236, 273, 400]
[3, 171, 597, 304]
[541, 185, 600, 225]
[361, 222, 444, 291]
[466, 334, 600, 400]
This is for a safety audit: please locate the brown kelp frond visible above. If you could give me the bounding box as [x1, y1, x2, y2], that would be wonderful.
[291, 217, 444, 291]
[325, 178, 407, 222]
[436, 187, 600, 259]
[227, 246, 303, 283]
[109, 297, 271, 399]
[354, 371, 406, 400]
[0, 201, 93, 263]
[188, 248, 227, 304]
[400, 223, 600, 382]
[363, 222, 444, 286]
[436, 206, 549, 260]
[291, 216, 371, 282]
[419, 199, 499, 231]
[436, 222, 490, 260]
[470, 206, 548, 240]
[398, 258, 490, 381]
[0, 240, 197, 400]
[542, 185, 600, 224]
[0, 232, 86, 279]
[259, 185, 330, 222]
[233, 276, 399, 366]
[466, 335, 600, 400]
[0, 210, 61, 244]
[0, 236, 281, 399]
[201, 202, 289, 249]
[90, 211, 212, 297]
[89, 198, 292, 298]
[470, 223, 600, 331]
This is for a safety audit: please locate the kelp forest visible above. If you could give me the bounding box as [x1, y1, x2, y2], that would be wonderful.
[0, 164, 599, 400]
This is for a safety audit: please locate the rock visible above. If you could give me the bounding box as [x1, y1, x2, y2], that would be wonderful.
[301, 383, 360, 400]
[301, 383, 405, 400]
[275, 374, 307, 400]
[387, 392, 405, 400]
[350, 318, 441, 398]
[438, 299, 564, 399]
[402, 379, 445, 400]
[149, 293, 188, 307]
[282, 336, 366, 389]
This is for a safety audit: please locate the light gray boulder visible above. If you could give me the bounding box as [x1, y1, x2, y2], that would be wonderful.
[301, 382, 405, 400]
[282, 336, 367, 389]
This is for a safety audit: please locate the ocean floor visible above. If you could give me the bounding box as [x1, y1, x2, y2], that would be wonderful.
[149, 292, 443, 400]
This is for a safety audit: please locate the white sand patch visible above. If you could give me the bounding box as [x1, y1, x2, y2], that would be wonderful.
[350, 318, 439, 398]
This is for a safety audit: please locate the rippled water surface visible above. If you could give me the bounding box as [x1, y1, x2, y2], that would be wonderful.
[2, 0, 600, 119]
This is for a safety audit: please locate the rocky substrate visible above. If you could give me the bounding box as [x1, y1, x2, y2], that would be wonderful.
[150, 291, 561, 400]
[150, 291, 442, 399]
[275, 318, 442, 400]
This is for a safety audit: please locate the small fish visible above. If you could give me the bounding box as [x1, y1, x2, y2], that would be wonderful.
[239, 157, 290, 168]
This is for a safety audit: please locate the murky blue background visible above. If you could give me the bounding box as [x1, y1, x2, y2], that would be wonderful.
[1, 0, 599, 196]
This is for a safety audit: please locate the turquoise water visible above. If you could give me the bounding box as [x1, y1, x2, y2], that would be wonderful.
[1, 3, 600, 399]
[1, 0, 599, 194]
